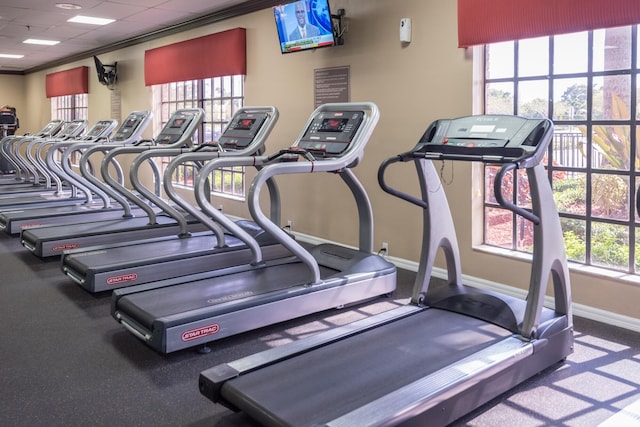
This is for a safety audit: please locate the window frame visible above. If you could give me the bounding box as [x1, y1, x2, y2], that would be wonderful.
[152, 75, 245, 200]
[480, 25, 640, 275]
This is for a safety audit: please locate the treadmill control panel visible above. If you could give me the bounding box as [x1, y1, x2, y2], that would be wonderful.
[218, 112, 268, 149]
[36, 120, 65, 137]
[298, 110, 364, 155]
[418, 115, 552, 167]
[155, 111, 199, 145]
[112, 112, 150, 142]
[0, 111, 17, 126]
[82, 120, 117, 140]
[56, 120, 87, 139]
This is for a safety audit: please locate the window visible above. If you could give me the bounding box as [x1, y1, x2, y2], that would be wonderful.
[50, 94, 88, 165]
[482, 25, 640, 275]
[50, 94, 88, 121]
[152, 75, 245, 199]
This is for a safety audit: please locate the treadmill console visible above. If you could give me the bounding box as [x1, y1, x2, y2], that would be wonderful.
[81, 120, 118, 140]
[155, 110, 201, 146]
[218, 112, 268, 149]
[298, 110, 365, 155]
[36, 120, 65, 137]
[0, 111, 17, 126]
[112, 112, 150, 142]
[56, 120, 87, 139]
[418, 115, 552, 167]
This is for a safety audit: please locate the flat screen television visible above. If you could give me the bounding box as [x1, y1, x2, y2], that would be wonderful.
[273, 0, 336, 54]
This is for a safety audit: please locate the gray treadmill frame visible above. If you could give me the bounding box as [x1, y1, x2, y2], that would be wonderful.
[111, 102, 397, 353]
[19, 110, 205, 257]
[60, 106, 290, 292]
[0, 120, 124, 234]
[198, 114, 573, 427]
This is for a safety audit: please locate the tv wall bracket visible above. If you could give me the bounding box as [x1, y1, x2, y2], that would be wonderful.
[332, 8, 346, 45]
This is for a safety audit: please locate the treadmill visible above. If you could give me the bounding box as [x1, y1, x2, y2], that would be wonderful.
[198, 114, 574, 427]
[61, 106, 293, 293]
[0, 113, 151, 235]
[0, 110, 23, 182]
[0, 120, 88, 205]
[20, 109, 205, 257]
[0, 120, 87, 196]
[111, 102, 397, 354]
[0, 119, 86, 196]
[0, 120, 66, 187]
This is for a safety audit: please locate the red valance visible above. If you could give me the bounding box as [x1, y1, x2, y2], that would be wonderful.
[458, 0, 640, 47]
[45, 66, 89, 98]
[144, 27, 246, 86]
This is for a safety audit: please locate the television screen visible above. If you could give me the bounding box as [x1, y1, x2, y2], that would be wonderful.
[273, 0, 336, 54]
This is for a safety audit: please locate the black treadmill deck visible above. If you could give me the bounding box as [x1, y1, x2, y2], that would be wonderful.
[219, 308, 511, 426]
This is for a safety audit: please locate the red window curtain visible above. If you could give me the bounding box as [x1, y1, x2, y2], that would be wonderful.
[144, 27, 246, 86]
[45, 66, 89, 98]
[458, 0, 640, 47]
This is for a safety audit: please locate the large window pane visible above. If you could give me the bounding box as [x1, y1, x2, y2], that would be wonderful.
[592, 125, 631, 170]
[485, 207, 513, 249]
[486, 41, 514, 79]
[553, 172, 587, 216]
[552, 128, 587, 169]
[518, 80, 548, 118]
[561, 218, 586, 263]
[518, 37, 549, 77]
[593, 26, 631, 72]
[554, 32, 588, 74]
[553, 78, 588, 121]
[483, 25, 639, 275]
[591, 222, 629, 270]
[485, 82, 514, 114]
[591, 173, 629, 221]
[592, 75, 630, 120]
[154, 75, 245, 199]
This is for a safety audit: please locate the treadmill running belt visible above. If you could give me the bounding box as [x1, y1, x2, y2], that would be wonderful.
[116, 262, 332, 329]
[220, 308, 511, 426]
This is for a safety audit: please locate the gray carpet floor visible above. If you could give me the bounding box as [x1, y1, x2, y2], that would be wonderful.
[0, 230, 638, 427]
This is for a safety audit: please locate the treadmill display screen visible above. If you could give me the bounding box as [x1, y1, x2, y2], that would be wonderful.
[124, 118, 138, 128]
[171, 118, 186, 128]
[87, 125, 106, 136]
[234, 118, 256, 130]
[319, 118, 349, 133]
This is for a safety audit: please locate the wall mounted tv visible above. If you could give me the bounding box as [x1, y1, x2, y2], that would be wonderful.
[273, 0, 337, 54]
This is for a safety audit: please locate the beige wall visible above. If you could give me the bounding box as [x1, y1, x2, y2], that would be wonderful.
[0, 74, 27, 131]
[3, 0, 639, 322]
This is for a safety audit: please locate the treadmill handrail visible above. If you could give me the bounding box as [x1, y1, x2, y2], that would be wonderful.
[44, 140, 95, 204]
[130, 107, 279, 236]
[191, 156, 271, 263]
[36, 120, 88, 197]
[378, 154, 428, 209]
[247, 102, 380, 285]
[54, 120, 120, 208]
[27, 120, 75, 188]
[77, 111, 153, 217]
[0, 135, 26, 180]
[161, 106, 280, 260]
[494, 162, 540, 225]
[24, 137, 55, 188]
[100, 108, 204, 224]
[130, 147, 197, 234]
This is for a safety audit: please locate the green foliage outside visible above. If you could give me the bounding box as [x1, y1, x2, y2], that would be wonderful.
[487, 85, 640, 273]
